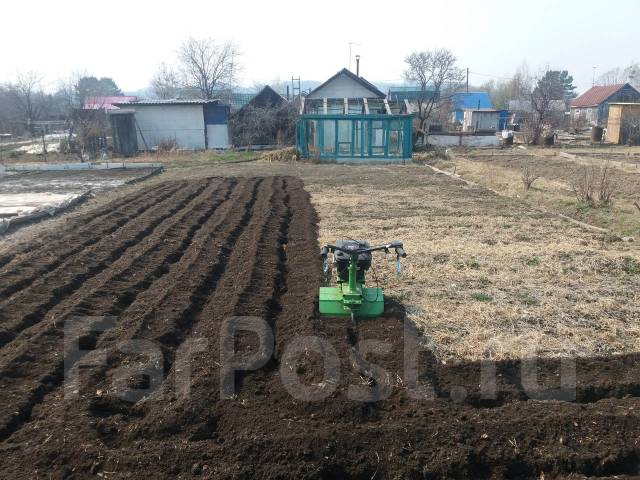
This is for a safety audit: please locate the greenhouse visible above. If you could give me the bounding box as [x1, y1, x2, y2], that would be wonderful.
[295, 69, 414, 163]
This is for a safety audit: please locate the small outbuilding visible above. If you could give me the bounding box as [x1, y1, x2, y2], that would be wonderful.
[112, 99, 230, 151]
[606, 103, 640, 144]
[296, 68, 413, 163]
[462, 109, 507, 132]
[450, 92, 492, 123]
[230, 86, 291, 147]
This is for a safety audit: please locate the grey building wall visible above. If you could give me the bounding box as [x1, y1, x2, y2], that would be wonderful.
[206, 124, 230, 148]
[133, 104, 206, 150]
[463, 111, 500, 131]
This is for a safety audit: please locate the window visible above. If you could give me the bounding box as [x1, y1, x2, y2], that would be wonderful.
[322, 120, 335, 154]
[337, 120, 352, 156]
[371, 120, 386, 156]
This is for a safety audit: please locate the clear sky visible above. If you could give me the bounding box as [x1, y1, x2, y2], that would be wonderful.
[1, 0, 638, 94]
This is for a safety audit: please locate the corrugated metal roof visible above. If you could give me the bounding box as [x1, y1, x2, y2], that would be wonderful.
[450, 92, 493, 110]
[83, 96, 137, 109]
[571, 84, 626, 107]
[388, 86, 436, 103]
[112, 99, 222, 107]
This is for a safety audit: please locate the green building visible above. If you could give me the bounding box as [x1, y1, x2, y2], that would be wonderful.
[295, 69, 413, 163]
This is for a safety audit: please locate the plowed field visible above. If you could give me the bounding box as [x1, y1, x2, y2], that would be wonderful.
[1, 176, 640, 479]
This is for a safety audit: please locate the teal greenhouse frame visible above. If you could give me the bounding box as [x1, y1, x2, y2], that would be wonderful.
[296, 114, 413, 162]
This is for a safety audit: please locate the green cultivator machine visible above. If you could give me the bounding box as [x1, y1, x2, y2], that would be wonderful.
[319, 240, 407, 321]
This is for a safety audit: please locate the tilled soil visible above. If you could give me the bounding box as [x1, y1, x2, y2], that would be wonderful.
[1, 176, 640, 479]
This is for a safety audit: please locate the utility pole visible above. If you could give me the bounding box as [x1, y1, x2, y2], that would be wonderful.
[291, 76, 301, 99]
[466, 68, 469, 93]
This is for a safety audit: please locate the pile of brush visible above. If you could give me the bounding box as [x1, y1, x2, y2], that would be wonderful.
[258, 147, 298, 163]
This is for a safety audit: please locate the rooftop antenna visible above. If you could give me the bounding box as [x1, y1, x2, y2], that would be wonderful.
[348, 42, 363, 71]
[356, 55, 361, 76]
[592, 66, 597, 86]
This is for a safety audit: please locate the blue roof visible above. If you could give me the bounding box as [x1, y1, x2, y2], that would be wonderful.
[450, 92, 492, 110]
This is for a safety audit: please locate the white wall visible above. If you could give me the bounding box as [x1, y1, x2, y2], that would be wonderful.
[133, 105, 205, 150]
[427, 134, 500, 147]
[307, 72, 380, 100]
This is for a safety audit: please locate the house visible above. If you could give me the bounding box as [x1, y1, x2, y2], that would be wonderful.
[387, 86, 437, 107]
[83, 96, 137, 110]
[450, 92, 492, 123]
[462, 109, 504, 132]
[606, 103, 640, 144]
[230, 85, 290, 147]
[111, 99, 230, 151]
[295, 68, 413, 162]
[570, 83, 640, 126]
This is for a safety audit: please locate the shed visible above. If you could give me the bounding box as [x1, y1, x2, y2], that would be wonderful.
[230, 86, 290, 147]
[450, 92, 492, 123]
[296, 68, 413, 163]
[606, 103, 640, 144]
[112, 99, 230, 150]
[462, 109, 502, 132]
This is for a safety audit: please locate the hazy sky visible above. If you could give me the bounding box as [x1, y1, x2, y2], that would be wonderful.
[1, 0, 638, 94]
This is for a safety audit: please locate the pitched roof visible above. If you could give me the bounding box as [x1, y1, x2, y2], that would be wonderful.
[83, 96, 137, 109]
[450, 92, 493, 110]
[247, 85, 286, 108]
[307, 68, 385, 99]
[571, 84, 629, 107]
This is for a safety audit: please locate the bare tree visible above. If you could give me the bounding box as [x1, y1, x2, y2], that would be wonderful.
[598, 63, 640, 89]
[521, 162, 539, 191]
[597, 68, 623, 86]
[404, 49, 464, 145]
[151, 62, 182, 99]
[7, 71, 44, 135]
[571, 160, 617, 207]
[178, 38, 239, 99]
[621, 115, 640, 145]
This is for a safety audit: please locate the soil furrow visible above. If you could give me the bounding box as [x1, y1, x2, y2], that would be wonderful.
[0, 183, 172, 271]
[0, 181, 204, 348]
[27, 178, 269, 441]
[0, 182, 183, 302]
[0, 179, 232, 441]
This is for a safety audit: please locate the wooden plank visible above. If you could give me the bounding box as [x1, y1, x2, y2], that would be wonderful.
[363, 98, 369, 115]
[383, 98, 392, 115]
[344, 98, 348, 114]
[323, 97, 328, 115]
[559, 151, 576, 160]
[299, 97, 305, 115]
[404, 99, 413, 114]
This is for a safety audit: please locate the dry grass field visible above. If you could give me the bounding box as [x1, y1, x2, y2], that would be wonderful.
[2, 154, 638, 361]
[428, 146, 640, 238]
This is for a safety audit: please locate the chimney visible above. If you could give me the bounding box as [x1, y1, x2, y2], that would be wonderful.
[356, 55, 361, 76]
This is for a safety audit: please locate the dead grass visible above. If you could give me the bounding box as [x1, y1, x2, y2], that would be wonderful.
[431, 148, 640, 238]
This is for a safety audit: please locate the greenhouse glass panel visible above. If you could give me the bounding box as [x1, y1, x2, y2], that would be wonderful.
[337, 120, 352, 156]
